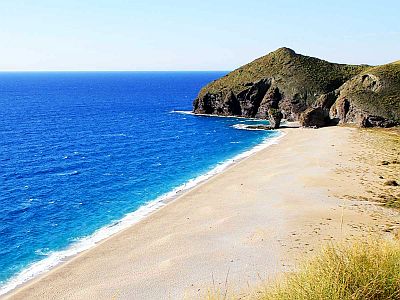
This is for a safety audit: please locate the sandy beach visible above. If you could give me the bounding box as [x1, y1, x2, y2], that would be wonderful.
[3, 126, 399, 300]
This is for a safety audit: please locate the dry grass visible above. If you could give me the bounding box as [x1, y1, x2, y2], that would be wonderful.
[349, 128, 400, 209]
[260, 240, 400, 300]
[205, 240, 400, 300]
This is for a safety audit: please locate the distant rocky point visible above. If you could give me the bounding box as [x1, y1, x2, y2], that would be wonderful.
[192, 48, 400, 128]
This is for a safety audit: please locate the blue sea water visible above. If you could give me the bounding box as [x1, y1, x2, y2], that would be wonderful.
[0, 72, 279, 293]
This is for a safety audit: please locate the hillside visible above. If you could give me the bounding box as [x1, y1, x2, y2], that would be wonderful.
[330, 61, 400, 127]
[193, 48, 399, 128]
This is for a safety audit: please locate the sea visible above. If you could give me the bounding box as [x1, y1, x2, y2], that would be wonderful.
[0, 71, 281, 294]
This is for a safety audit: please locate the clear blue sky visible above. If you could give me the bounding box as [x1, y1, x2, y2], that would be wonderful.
[1, 0, 399, 71]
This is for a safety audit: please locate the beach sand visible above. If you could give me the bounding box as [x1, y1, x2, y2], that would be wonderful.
[3, 126, 399, 299]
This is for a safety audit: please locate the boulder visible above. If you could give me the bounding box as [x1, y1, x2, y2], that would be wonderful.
[299, 107, 329, 128]
[361, 115, 398, 128]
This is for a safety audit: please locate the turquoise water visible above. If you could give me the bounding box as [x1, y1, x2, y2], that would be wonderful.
[0, 72, 279, 293]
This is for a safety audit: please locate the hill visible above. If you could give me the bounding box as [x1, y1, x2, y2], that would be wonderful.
[329, 61, 400, 127]
[192, 48, 399, 128]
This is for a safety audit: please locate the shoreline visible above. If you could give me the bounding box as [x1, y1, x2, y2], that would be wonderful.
[3, 126, 399, 299]
[0, 129, 284, 297]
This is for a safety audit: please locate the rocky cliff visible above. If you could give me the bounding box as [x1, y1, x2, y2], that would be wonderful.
[192, 48, 400, 128]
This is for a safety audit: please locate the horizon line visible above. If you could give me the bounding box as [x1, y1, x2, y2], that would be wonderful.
[0, 70, 231, 73]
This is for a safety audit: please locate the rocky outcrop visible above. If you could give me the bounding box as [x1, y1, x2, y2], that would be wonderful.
[193, 48, 400, 128]
[267, 108, 283, 129]
[193, 79, 271, 117]
[299, 107, 329, 128]
[298, 91, 339, 128]
[328, 67, 400, 127]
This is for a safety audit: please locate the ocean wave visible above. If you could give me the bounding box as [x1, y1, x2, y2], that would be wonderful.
[0, 131, 285, 296]
[34, 248, 50, 256]
[0, 200, 165, 296]
[55, 170, 80, 176]
[232, 124, 269, 131]
[171, 110, 194, 115]
[171, 110, 266, 121]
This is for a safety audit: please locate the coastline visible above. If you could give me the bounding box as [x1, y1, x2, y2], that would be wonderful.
[3, 126, 399, 299]
[0, 128, 284, 297]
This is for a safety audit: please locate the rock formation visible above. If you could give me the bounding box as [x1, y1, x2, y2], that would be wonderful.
[192, 48, 400, 128]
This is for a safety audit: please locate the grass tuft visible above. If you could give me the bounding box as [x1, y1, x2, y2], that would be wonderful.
[261, 240, 400, 300]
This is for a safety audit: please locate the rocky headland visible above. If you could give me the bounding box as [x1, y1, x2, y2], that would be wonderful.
[193, 48, 400, 128]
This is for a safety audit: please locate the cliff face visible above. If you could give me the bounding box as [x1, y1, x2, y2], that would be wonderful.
[193, 48, 400, 128]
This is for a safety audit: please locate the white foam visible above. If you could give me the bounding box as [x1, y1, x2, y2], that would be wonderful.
[172, 111, 290, 128]
[172, 110, 195, 115]
[56, 170, 80, 176]
[0, 131, 285, 296]
[172, 110, 265, 120]
[232, 124, 269, 131]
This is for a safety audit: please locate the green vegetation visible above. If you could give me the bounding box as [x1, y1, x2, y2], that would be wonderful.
[340, 61, 400, 122]
[379, 193, 400, 209]
[195, 47, 399, 126]
[199, 47, 366, 102]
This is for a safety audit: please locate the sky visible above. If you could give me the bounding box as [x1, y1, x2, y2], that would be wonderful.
[0, 0, 399, 71]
